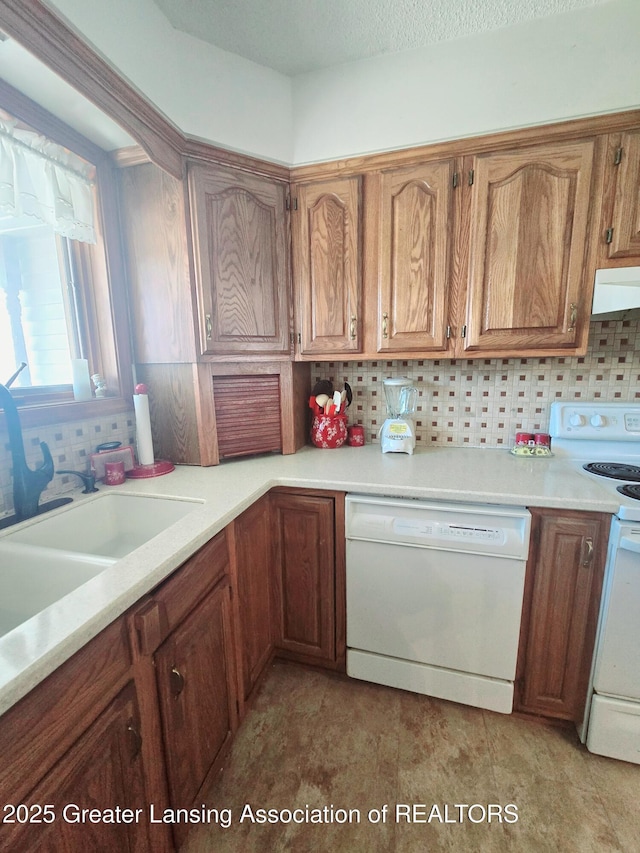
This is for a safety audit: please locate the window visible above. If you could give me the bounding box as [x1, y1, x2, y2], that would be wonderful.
[0, 224, 80, 388]
[0, 85, 132, 425]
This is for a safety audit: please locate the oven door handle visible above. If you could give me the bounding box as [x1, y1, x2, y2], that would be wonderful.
[619, 535, 640, 554]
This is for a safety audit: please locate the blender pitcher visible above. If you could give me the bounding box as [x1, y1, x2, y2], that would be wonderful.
[380, 377, 418, 454]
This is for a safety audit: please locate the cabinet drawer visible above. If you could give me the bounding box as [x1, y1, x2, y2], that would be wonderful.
[134, 530, 230, 654]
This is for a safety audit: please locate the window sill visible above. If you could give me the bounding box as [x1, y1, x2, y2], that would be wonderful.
[1, 396, 133, 430]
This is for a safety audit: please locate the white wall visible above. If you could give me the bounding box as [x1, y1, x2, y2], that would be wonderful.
[46, 0, 294, 164]
[46, 0, 640, 166]
[292, 0, 640, 164]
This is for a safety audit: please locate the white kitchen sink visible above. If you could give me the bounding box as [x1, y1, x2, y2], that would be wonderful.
[0, 541, 114, 637]
[2, 492, 201, 560]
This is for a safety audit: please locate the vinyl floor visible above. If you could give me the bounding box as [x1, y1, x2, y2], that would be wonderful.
[183, 662, 640, 852]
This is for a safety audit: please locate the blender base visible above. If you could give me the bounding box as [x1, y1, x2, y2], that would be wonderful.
[379, 418, 416, 454]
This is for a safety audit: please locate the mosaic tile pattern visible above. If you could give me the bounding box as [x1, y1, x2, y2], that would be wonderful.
[0, 410, 135, 518]
[1, 318, 638, 516]
[313, 318, 640, 447]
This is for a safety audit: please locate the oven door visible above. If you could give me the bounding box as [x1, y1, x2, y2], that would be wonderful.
[586, 520, 640, 764]
[592, 525, 640, 700]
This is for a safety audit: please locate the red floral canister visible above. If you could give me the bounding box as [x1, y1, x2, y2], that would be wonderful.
[347, 424, 365, 446]
[311, 414, 348, 448]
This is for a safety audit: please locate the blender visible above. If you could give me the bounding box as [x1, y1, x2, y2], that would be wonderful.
[380, 377, 418, 454]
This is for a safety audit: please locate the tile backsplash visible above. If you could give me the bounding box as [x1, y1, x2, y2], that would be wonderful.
[313, 318, 640, 448]
[0, 410, 135, 518]
[2, 317, 639, 516]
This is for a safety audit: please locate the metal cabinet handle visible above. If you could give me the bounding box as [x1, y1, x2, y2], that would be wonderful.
[170, 666, 185, 697]
[205, 314, 212, 340]
[582, 537, 594, 567]
[568, 303, 578, 332]
[382, 312, 388, 339]
[350, 315, 357, 340]
[127, 723, 142, 759]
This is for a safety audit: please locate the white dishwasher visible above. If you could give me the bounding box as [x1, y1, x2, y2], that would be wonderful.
[346, 495, 531, 713]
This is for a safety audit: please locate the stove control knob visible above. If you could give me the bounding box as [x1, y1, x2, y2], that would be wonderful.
[590, 414, 606, 428]
[569, 413, 586, 427]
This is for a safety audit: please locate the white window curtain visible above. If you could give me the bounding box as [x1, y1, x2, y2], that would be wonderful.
[0, 117, 96, 244]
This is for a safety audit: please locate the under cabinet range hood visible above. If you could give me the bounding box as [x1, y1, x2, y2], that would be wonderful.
[591, 267, 640, 318]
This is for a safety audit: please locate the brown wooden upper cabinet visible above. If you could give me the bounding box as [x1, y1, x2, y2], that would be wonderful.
[374, 160, 455, 354]
[462, 140, 596, 355]
[188, 163, 291, 357]
[359, 139, 597, 360]
[291, 175, 363, 357]
[601, 129, 640, 262]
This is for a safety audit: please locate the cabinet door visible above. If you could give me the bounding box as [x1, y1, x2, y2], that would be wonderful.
[464, 140, 595, 354]
[271, 492, 336, 663]
[377, 160, 455, 353]
[155, 579, 237, 813]
[119, 163, 197, 364]
[2, 683, 151, 853]
[188, 163, 291, 356]
[515, 509, 609, 722]
[292, 176, 362, 356]
[606, 130, 640, 259]
[233, 495, 274, 701]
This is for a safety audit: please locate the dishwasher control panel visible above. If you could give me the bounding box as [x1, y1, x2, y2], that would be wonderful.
[393, 518, 505, 545]
[346, 494, 531, 559]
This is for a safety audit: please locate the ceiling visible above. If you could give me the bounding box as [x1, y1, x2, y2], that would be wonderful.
[153, 0, 612, 76]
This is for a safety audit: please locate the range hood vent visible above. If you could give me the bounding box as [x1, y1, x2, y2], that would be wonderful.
[591, 267, 640, 318]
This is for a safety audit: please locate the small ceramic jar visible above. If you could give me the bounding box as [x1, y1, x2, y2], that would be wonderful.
[347, 424, 365, 446]
[104, 460, 126, 485]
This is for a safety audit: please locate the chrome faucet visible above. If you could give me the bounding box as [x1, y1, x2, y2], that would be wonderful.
[0, 382, 54, 521]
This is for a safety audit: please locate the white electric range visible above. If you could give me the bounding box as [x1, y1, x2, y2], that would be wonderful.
[550, 401, 640, 764]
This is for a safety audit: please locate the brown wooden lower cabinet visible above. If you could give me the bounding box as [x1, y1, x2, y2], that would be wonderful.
[0, 530, 236, 853]
[0, 616, 166, 852]
[228, 495, 275, 706]
[153, 580, 236, 843]
[2, 682, 151, 853]
[514, 508, 610, 723]
[270, 488, 346, 670]
[132, 530, 238, 849]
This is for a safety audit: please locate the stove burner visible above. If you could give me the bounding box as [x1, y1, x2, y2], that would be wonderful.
[583, 462, 640, 481]
[617, 483, 640, 501]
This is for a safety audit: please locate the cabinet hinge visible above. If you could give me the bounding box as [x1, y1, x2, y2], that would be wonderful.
[605, 227, 614, 244]
[468, 169, 474, 186]
[452, 172, 459, 188]
[613, 146, 623, 166]
[286, 196, 298, 211]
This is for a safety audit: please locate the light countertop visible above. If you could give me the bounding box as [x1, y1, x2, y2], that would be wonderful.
[0, 444, 618, 716]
